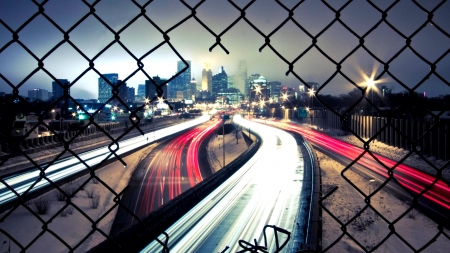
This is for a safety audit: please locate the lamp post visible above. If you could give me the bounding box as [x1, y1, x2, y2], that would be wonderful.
[367, 79, 375, 116]
[308, 88, 315, 127]
[222, 117, 225, 169]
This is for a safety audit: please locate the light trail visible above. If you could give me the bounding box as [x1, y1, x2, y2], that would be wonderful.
[259, 119, 450, 210]
[136, 118, 222, 216]
[0, 115, 211, 206]
[142, 115, 306, 252]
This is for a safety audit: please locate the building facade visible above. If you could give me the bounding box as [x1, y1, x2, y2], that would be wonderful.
[52, 79, 70, 101]
[202, 63, 212, 92]
[137, 84, 145, 100]
[127, 87, 135, 103]
[28, 88, 49, 101]
[145, 76, 168, 100]
[269, 81, 281, 102]
[98, 74, 118, 104]
[171, 60, 191, 99]
[212, 66, 228, 94]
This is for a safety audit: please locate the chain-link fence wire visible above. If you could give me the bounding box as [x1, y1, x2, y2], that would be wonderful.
[0, 0, 449, 252]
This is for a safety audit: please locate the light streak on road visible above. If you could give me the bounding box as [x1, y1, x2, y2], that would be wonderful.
[261, 120, 450, 210]
[142, 115, 305, 252]
[136, 119, 221, 216]
[0, 115, 211, 206]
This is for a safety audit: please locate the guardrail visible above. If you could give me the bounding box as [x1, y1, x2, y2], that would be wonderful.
[88, 133, 262, 252]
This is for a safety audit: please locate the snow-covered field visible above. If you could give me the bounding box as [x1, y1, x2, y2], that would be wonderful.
[316, 127, 450, 252]
[332, 129, 450, 182]
[0, 143, 157, 253]
[206, 129, 249, 172]
[319, 150, 450, 252]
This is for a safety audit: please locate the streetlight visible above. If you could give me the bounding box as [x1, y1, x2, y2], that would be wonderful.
[366, 79, 376, 116]
[308, 88, 315, 126]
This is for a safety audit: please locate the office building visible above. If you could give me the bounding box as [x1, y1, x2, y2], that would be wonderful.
[127, 87, 135, 103]
[212, 66, 228, 94]
[171, 60, 191, 99]
[145, 76, 168, 100]
[236, 60, 247, 96]
[269, 81, 281, 102]
[52, 79, 70, 100]
[188, 77, 197, 100]
[137, 84, 145, 100]
[52, 79, 70, 116]
[249, 76, 270, 102]
[28, 88, 49, 101]
[98, 73, 118, 104]
[202, 63, 212, 92]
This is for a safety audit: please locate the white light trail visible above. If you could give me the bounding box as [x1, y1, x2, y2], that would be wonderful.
[0, 116, 210, 205]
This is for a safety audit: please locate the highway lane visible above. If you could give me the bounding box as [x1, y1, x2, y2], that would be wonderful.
[0, 115, 211, 207]
[142, 115, 308, 253]
[110, 119, 222, 236]
[258, 120, 450, 216]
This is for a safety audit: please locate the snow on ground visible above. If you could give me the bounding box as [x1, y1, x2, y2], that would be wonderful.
[207, 129, 250, 172]
[0, 123, 251, 252]
[324, 128, 450, 182]
[0, 143, 157, 253]
[318, 150, 450, 252]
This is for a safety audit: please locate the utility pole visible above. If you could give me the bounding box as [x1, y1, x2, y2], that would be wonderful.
[222, 118, 225, 169]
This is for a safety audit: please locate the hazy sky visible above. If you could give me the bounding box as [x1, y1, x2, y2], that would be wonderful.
[1, 0, 449, 99]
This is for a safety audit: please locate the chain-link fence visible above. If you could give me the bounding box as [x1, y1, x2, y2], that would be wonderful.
[1, 0, 449, 252]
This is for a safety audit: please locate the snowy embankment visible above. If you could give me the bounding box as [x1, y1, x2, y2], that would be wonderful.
[316, 127, 450, 252]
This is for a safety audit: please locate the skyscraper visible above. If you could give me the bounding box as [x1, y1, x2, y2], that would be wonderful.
[270, 81, 281, 102]
[98, 73, 118, 104]
[145, 76, 168, 100]
[235, 60, 247, 95]
[137, 84, 145, 100]
[189, 77, 197, 99]
[115, 80, 128, 104]
[202, 63, 212, 91]
[52, 79, 70, 116]
[52, 79, 70, 101]
[127, 87, 135, 103]
[212, 66, 228, 94]
[172, 60, 191, 99]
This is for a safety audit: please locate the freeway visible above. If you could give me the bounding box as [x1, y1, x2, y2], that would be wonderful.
[0, 115, 211, 207]
[110, 118, 222, 235]
[142, 115, 314, 252]
[260, 120, 450, 218]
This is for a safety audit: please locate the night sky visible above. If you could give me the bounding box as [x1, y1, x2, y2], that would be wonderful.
[1, 0, 449, 99]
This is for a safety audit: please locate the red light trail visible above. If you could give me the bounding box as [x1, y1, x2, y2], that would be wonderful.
[138, 119, 222, 216]
[256, 119, 450, 210]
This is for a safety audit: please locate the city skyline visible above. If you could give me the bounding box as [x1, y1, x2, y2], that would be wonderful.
[1, 0, 449, 99]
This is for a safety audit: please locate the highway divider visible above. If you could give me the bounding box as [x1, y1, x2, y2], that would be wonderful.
[88, 131, 262, 253]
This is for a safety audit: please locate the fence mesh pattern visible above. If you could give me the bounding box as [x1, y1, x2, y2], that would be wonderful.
[1, 0, 449, 252]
